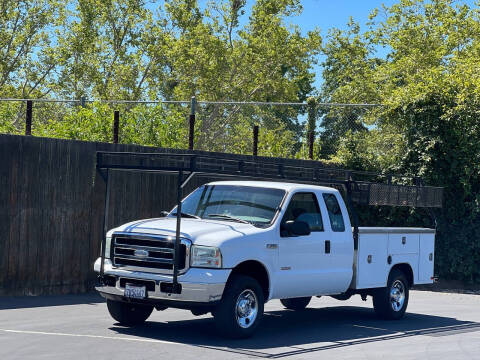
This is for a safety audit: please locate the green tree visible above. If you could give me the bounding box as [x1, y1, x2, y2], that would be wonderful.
[0, 0, 66, 131]
[146, 0, 321, 152]
[318, 19, 382, 159]
[0, 0, 65, 98]
[320, 0, 480, 282]
[1, 0, 321, 157]
[56, 0, 152, 100]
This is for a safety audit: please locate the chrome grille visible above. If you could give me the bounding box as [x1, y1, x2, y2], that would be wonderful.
[111, 233, 190, 273]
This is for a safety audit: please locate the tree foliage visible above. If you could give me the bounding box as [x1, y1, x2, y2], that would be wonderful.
[320, 0, 480, 282]
[0, 0, 321, 156]
[0, 0, 65, 98]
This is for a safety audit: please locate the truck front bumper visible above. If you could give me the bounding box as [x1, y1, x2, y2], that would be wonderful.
[94, 258, 230, 305]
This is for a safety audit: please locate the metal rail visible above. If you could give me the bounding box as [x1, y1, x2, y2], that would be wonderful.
[0, 97, 383, 107]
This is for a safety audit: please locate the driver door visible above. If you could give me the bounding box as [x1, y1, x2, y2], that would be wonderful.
[272, 191, 332, 298]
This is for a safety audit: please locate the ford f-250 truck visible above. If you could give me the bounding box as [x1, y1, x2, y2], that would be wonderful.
[94, 180, 436, 338]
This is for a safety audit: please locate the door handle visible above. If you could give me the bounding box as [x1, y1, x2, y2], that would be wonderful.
[325, 240, 331, 254]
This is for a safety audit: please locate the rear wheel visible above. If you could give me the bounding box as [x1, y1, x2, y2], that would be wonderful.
[373, 268, 409, 320]
[280, 297, 311, 310]
[213, 275, 264, 338]
[106, 299, 153, 326]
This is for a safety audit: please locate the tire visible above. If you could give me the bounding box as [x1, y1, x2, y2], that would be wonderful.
[373, 268, 409, 320]
[106, 299, 154, 326]
[213, 275, 264, 338]
[280, 297, 311, 310]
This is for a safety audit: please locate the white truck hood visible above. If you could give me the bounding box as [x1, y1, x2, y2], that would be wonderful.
[110, 217, 262, 247]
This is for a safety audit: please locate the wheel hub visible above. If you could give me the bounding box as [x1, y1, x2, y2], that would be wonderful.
[390, 279, 406, 312]
[235, 289, 258, 328]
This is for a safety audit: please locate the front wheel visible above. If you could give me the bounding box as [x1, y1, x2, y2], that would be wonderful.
[372, 268, 409, 320]
[213, 275, 264, 338]
[280, 297, 311, 310]
[106, 299, 153, 326]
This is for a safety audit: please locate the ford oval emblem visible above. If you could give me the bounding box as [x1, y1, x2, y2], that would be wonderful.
[134, 249, 149, 258]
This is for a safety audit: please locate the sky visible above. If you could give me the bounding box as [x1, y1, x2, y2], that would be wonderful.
[286, 0, 397, 35]
[284, 0, 399, 90]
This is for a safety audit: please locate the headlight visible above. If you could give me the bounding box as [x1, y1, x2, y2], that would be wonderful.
[101, 236, 112, 259]
[191, 245, 222, 268]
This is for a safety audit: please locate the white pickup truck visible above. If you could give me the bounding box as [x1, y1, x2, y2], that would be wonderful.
[94, 180, 435, 338]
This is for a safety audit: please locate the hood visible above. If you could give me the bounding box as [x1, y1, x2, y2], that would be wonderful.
[110, 217, 263, 247]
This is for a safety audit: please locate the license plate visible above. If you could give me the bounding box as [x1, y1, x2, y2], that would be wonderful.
[124, 284, 146, 299]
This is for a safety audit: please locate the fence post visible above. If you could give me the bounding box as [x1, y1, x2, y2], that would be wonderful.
[307, 97, 317, 160]
[25, 100, 33, 136]
[80, 96, 86, 108]
[253, 125, 259, 157]
[113, 110, 119, 144]
[189, 96, 196, 150]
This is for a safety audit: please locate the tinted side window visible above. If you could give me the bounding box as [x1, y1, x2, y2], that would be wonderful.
[282, 192, 323, 233]
[323, 193, 345, 232]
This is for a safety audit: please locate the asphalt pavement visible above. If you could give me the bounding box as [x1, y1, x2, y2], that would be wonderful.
[0, 290, 479, 360]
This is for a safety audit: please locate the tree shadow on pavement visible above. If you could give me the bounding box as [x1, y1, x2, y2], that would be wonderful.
[111, 305, 480, 358]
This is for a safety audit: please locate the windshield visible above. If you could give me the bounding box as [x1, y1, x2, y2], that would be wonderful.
[177, 185, 285, 227]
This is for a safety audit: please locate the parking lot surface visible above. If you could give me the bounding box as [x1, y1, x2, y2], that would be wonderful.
[0, 290, 479, 360]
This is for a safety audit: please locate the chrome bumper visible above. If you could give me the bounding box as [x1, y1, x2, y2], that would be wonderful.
[95, 281, 226, 303]
[94, 258, 230, 303]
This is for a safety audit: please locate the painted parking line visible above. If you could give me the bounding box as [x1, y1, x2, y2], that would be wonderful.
[0, 328, 273, 358]
[0, 328, 184, 346]
[352, 324, 391, 331]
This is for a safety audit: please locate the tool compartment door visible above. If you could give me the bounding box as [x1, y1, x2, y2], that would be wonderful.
[388, 233, 419, 255]
[418, 233, 435, 283]
[355, 232, 389, 289]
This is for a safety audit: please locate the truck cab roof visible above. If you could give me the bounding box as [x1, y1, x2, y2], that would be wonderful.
[206, 180, 339, 193]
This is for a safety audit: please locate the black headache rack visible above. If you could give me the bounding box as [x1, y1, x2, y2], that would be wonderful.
[96, 151, 443, 294]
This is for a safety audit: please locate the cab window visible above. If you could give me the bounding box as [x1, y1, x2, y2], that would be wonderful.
[281, 192, 323, 236]
[322, 193, 345, 232]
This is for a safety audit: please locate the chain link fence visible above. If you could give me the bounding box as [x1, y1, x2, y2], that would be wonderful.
[0, 98, 383, 161]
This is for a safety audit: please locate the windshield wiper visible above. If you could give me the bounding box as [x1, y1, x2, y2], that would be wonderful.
[207, 214, 251, 224]
[171, 212, 200, 219]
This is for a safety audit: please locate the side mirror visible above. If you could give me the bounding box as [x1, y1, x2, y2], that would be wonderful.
[282, 220, 311, 237]
[160, 211, 170, 217]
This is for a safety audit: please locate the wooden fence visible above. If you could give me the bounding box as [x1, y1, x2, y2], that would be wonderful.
[0, 134, 330, 296]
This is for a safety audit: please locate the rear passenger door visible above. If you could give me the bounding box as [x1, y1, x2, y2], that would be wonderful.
[274, 192, 333, 298]
[320, 193, 354, 294]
